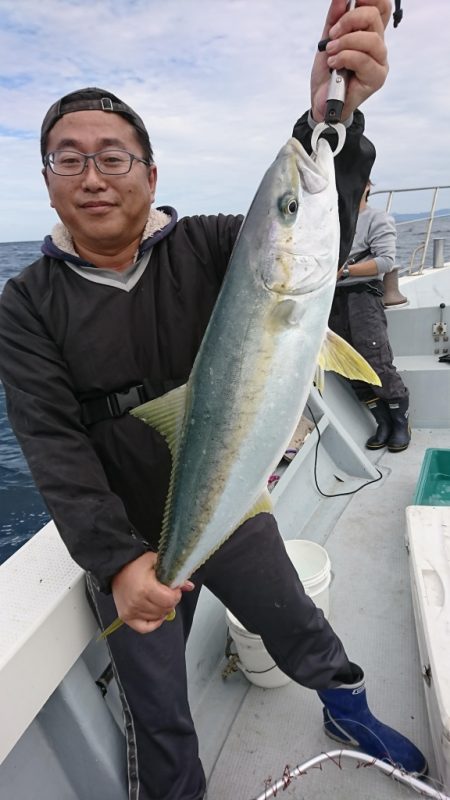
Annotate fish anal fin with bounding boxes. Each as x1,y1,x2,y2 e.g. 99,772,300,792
130,384,188,458
319,328,382,386
237,489,274,529
164,490,276,587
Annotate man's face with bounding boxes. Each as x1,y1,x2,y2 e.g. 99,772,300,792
43,110,157,254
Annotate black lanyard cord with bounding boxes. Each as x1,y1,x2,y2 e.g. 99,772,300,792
393,0,403,28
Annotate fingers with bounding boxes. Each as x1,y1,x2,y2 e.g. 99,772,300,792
111,550,183,627
326,30,386,62
326,5,388,71
125,615,170,635
311,1,390,121
347,0,392,31
329,3,387,40
326,31,388,77
326,24,389,117
322,0,392,36
320,0,349,38
111,553,197,635
119,585,181,625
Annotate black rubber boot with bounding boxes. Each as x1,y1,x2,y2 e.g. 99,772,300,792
365,398,392,449
387,397,411,452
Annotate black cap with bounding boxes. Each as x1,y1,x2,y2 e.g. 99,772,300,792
40,87,151,160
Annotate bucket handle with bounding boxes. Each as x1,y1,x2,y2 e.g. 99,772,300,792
222,630,281,679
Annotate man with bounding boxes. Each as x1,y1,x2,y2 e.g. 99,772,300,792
331,178,411,451
0,2,425,798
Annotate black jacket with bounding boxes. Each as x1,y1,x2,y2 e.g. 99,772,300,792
0,112,375,591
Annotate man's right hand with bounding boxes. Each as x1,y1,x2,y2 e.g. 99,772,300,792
111,551,195,634
310,0,391,123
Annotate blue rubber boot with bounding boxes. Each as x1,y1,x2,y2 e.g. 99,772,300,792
317,669,427,775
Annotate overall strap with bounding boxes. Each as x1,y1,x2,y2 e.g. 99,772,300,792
80,378,187,426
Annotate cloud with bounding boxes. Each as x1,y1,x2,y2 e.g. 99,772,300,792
0,0,449,240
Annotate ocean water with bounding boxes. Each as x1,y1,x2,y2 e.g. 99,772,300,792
0,241,51,563
395,214,450,271
1,215,450,564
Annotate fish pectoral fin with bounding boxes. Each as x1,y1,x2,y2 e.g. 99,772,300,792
271,298,301,327
318,329,382,386
130,384,188,457
313,365,325,394
237,489,274,529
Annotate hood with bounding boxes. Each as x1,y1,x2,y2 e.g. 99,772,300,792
41,205,178,268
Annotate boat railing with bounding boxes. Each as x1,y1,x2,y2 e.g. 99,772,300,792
372,185,450,274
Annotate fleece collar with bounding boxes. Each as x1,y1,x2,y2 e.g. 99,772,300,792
41,205,177,267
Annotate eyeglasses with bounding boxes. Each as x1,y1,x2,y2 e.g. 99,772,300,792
44,149,151,176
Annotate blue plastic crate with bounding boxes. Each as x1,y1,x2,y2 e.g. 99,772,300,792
413,448,450,505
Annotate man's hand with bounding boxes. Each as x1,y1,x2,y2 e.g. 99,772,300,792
311,0,391,122
111,551,195,634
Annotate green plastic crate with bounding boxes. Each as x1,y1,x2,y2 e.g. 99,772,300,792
413,448,450,505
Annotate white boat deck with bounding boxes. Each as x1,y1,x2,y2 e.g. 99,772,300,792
2,390,449,800
204,428,450,800
1,264,450,799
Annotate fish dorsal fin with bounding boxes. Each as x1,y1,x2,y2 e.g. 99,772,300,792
130,384,188,459
318,328,381,385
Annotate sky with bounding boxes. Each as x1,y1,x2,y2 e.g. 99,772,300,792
0,0,449,243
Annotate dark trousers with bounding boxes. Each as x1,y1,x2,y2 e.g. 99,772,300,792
329,285,409,403
87,513,352,800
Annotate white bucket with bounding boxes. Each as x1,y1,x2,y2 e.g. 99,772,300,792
225,539,331,689
225,608,291,688
284,539,332,619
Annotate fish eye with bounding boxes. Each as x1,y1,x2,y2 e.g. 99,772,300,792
279,194,299,216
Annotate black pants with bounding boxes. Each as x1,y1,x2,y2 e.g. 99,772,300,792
329,286,409,403
87,514,352,800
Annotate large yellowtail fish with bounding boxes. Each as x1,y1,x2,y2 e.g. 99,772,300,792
136,135,379,584
103,137,379,637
